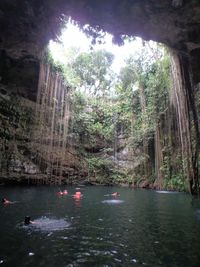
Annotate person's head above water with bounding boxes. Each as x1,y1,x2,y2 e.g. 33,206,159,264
24,216,31,225
73,191,82,199
2,198,11,204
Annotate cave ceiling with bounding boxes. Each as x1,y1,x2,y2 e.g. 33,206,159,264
0,0,200,85
0,0,200,57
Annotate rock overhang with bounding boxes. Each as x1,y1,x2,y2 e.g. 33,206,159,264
1,0,200,83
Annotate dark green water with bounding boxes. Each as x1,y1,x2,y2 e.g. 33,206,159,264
0,186,200,267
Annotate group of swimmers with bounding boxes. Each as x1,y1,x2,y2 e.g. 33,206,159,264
57,190,68,196
2,190,120,225
57,190,83,199
58,190,119,198
2,190,119,205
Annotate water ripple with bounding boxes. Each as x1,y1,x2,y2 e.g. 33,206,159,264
22,216,71,232
101,199,124,204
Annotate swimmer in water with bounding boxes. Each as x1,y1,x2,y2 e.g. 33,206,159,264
73,191,83,199
111,192,120,197
24,216,35,225
57,190,63,196
63,190,68,195
2,198,13,204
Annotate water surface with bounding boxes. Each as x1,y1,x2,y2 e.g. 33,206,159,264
0,186,200,267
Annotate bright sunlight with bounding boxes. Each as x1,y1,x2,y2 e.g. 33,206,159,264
49,19,155,74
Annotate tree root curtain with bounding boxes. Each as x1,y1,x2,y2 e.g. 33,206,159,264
33,63,71,185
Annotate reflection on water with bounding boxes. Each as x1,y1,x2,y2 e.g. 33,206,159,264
0,186,200,267
155,190,180,194
101,199,124,204
74,198,82,207
28,252,35,256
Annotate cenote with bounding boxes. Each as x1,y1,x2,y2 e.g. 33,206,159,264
1,1,200,267
1,186,200,267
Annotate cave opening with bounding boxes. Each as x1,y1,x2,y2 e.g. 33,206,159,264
31,18,174,189
1,2,200,266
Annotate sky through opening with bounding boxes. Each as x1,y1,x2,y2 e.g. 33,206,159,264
49,19,157,74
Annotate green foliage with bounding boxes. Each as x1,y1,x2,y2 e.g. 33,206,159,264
46,47,80,87
47,41,186,191
87,156,113,174
72,49,115,96
164,175,186,191
86,155,134,185
71,90,118,145
115,46,170,153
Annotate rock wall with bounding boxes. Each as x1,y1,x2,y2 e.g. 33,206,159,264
0,69,87,185
0,83,38,184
